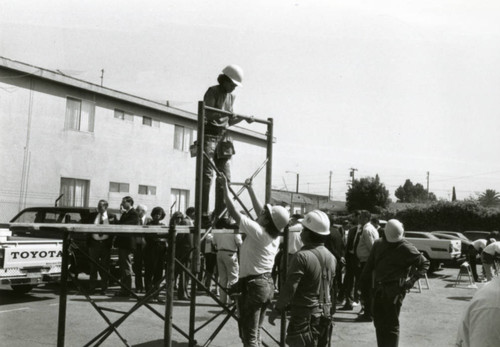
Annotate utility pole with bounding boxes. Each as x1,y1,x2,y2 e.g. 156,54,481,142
100,69,104,87
286,171,299,193
328,171,332,201
349,168,358,186
426,171,430,200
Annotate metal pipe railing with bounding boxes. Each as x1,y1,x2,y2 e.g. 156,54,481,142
204,105,270,125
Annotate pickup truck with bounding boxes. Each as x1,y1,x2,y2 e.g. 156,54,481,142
0,226,62,293
404,231,462,272
9,206,121,277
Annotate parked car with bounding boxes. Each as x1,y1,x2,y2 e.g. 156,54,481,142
404,231,462,272
432,232,471,261
463,231,491,241
9,206,121,277
431,231,470,242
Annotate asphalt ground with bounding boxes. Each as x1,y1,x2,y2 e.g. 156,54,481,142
0,266,484,347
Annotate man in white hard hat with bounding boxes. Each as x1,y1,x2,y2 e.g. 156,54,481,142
269,210,337,347
202,65,253,227
217,175,289,347
359,219,429,347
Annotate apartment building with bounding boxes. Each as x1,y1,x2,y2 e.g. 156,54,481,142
0,57,268,222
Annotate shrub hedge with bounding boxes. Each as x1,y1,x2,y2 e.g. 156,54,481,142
382,201,500,231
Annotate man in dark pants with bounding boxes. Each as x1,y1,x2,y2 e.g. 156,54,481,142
324,216,345,304
269,210,337,347
114,196,140,297
340,212,360,310
360,219,429,347
133,204,151,293
87,199,117,295
355,210,379,321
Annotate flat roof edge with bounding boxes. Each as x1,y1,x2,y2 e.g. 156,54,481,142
0,56,267,142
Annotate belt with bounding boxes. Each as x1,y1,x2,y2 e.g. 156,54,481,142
241,272,272,282
219,249,237,253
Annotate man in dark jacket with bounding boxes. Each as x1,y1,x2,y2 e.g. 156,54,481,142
114,196,140,296
360,219,429,347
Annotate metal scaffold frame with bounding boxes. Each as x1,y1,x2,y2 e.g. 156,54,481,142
8,101,291,347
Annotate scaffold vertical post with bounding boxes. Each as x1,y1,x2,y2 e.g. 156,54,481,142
280,226,289,346
57,230,70,347
189,100,205,346
265,117,273,204
165,224,177,347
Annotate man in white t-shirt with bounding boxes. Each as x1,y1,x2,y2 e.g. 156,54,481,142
457,276,500,346
481,241,500,281
218,175,289,347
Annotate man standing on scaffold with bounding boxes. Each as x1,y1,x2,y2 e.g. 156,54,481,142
202,64,253,228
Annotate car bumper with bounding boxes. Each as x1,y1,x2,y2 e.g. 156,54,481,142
0,274,61,286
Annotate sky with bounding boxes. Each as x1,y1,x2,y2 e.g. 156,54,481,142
1,0,499,201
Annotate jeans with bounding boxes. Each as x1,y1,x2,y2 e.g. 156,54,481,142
238,274,274,347
202,135,231,218
286,313,332,347
88,241,111,291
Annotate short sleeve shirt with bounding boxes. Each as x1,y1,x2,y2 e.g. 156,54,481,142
483,242,500,256
456,276,500,347
239,215,280,278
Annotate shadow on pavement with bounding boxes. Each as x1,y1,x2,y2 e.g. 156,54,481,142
334,317,364,323
134,340,191,347
447,296,473,302
0,290,53,305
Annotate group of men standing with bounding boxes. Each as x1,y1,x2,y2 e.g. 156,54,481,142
86,196,189,302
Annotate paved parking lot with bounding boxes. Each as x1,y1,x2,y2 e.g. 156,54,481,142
0,267,482,346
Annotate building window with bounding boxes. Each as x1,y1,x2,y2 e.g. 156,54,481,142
60,178,90,207
143,116,152,126
171,188,189,213
65,97,95,132
109,182,130,193
114,109,134,121
174,124,193,151
138,185,157,195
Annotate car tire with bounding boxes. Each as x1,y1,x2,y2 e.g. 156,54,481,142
11,284,35,294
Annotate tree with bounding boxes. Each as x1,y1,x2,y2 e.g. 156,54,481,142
394,179,436,203
346,174,390,213
478,189,500,207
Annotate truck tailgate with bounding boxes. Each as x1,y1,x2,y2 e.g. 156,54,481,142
2,242,62,268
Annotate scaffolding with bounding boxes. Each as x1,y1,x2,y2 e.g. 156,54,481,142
9,101,291,347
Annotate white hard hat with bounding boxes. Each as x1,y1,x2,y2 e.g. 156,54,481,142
222,65,244,86
473,239,487,251
265,204,289,232
302,210,330,235
385,219,404,243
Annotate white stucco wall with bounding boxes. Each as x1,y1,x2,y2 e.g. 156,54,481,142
0,67,269,222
